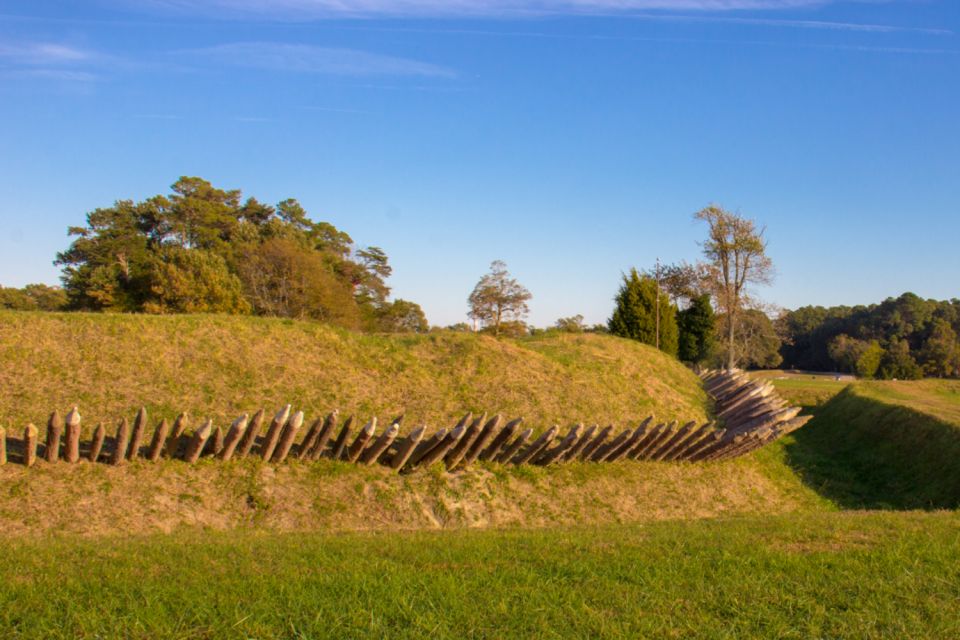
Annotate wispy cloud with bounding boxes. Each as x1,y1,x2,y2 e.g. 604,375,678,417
178,42,455,77
0,41,105,83
141,0,845,19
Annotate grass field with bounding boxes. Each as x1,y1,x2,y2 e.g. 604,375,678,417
3,511,958,639
3,314,960,638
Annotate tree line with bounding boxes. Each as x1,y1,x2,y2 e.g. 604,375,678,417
778,293,960,379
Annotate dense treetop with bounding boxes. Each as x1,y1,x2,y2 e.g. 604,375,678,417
52,176,425,332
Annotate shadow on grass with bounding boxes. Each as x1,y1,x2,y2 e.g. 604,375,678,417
784,386,960,510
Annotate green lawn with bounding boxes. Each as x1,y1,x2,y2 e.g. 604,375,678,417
3,511,959,639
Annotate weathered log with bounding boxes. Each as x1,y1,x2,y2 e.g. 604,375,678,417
296,416,325,460
329,416,354,460
64,407,82,463
635,422,678,460
183,419,213,464
406,427,448,468
44,410,63,463
218,414,249,461
625,423,663,460
260,405,292,461
535,424,582,466
146,419,170,462
361,422,400,465
590,427,632,462
660,422,710,461
461,414,502,467
728,406,802,436
110,418,130,466
389,425,426,471
607,419,654,463
444,413,481,469
415,424,466,469
479,417,522,462
307,411,339,461
24,424,38,467
165,413,189,459
650,421,697,461
272,411,305,463
676,429,724,462
126,407,148,460
496,428,533,463
688,431,734,462
236,409,265,459
345,418,377,463
700,434,748,462
560,424,593,462
0,427,6,466
577,425,612,461
206,425,224,457
512,426,559,465
88,423,106,462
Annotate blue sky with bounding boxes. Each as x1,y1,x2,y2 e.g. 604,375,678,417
1,0,957,327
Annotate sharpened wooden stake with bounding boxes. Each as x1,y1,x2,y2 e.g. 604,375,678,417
44,410,63,463
0,427,6,466
110,418,130,466
260,405,292,461
24,424,38,467
206,425,224,457
461,414,502,467
235,409,265,459
577,425,612,461
513,426,559,465
590,427,632,462
536,424,581,466
416,424,467,469
360,422,399,465
218,414,249,461
443,413,480,470
296,415,324,460
146,419,170,462
165,413,189,459
183,419,213,464
479,417,522,462
407,427,447,468
560,424,593,462
64,407,82,463
345,418,376,463
89,423,106,462
496,428,533,463
272,411,304,463
126,407,147,461
389,425,426,471
307,411,339,461
330,416,354,460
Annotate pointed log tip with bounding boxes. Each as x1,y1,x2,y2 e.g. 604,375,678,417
66,407,81,426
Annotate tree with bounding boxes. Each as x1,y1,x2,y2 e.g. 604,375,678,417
554,315,586,333
712,309,781,369
878,339,923,380
695,205,773,369
677,294,715,364
827,334,883,378
919,318,960,378
642,261,708,308
0,284,67,311
236,237,361,328
467,260,532,336
608,269,679,356
378,299,429,333
142,247,249,315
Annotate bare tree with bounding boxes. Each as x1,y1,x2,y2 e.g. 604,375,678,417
695,205,774,369
468,260,532,336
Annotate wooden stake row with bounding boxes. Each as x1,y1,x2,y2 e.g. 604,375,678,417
0,375,806,472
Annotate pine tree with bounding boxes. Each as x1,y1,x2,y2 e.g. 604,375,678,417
677,294,715,364
608,269,678,356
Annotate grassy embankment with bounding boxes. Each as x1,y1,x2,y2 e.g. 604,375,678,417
3,314,960,638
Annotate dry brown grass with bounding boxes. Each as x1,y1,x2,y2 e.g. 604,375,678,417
0,455,825,537
0,311,708,433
